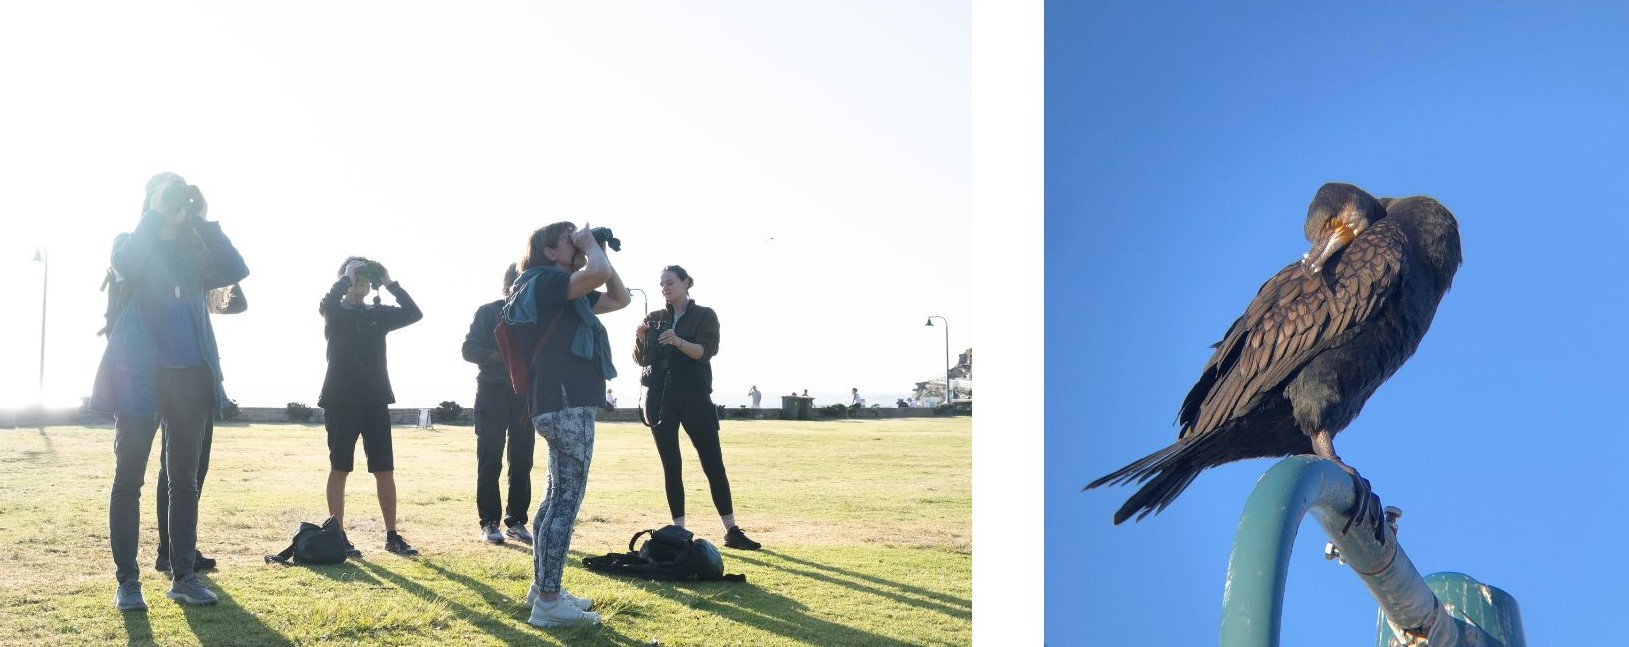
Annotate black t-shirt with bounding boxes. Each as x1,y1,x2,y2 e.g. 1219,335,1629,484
319,278,423,406
526,266,605,415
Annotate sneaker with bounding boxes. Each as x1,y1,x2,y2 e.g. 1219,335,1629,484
526,584,593,611
528,598,602,628
481,522,505,545
161,550,218,573
505,522,534,544
724,526,761,550
344,541,363,559
385,531,420,557
114,581,147,611
166,574,219,606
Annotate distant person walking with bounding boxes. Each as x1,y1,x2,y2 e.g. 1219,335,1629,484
634,265,762,552
747,385,761,409
319,256,423,558
850,387,863,417
462,265,535,546
511,221,629,628
92,172,248,610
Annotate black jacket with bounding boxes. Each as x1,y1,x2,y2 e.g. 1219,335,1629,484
318,277,422,406
462,299,510,385
633,300,718,394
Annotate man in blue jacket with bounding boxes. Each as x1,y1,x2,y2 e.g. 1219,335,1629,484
91,172,248,611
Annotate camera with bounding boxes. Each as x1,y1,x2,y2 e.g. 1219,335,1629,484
644,316,668,349
591,226,622,252
156,182,205,220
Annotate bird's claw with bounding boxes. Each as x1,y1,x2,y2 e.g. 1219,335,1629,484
1338,471,1387,545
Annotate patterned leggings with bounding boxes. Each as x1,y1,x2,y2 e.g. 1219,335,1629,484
531,406,596,594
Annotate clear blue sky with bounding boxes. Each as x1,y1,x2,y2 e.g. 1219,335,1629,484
1048,3,1629,644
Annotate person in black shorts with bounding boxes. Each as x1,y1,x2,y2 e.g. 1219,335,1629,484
633,265,760,551
318,256,423,556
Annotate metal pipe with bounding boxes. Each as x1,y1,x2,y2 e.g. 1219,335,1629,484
1218,456,1458,646
926,316,949,404
32,246,47,434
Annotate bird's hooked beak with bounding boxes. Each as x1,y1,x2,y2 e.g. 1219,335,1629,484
1301,225,1354,276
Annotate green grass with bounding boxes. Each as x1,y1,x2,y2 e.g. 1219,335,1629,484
0,417,969,646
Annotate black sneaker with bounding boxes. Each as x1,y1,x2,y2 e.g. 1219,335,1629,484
344,541,363,559
155,550,214,572
385,531,419,557
724,526,761,550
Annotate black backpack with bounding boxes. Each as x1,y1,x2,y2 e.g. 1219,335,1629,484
264,517,351,565
583,525,745,583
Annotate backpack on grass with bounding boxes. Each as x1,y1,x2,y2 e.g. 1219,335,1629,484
264,517,350,565
582,525,745,583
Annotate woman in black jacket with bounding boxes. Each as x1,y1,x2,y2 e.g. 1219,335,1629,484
633,265,760,550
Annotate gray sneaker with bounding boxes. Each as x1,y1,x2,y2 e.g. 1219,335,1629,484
481,522,505,544
114,581,147,611
505,522,534,544
166,574,219,605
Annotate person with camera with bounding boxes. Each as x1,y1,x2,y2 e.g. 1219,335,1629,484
319,256,424,558
92,172,248,610
462,265,535,546
633,265,762,553
511,222,629,628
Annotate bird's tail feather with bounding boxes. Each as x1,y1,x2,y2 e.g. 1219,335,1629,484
1084,439,1208,525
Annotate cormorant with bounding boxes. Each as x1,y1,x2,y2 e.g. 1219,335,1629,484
1085,183,1461,541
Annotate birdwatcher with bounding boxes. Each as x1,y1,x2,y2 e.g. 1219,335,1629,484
92,172,248,611
319,256,424,558
462,265,536,546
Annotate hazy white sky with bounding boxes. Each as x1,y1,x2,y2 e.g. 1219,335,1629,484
0,2,971,409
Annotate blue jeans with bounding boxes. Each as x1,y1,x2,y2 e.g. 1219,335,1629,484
531,406,595,594
110,366,211,583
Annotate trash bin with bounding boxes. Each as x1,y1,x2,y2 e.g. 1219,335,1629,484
781,396,800,420
796,396,813,421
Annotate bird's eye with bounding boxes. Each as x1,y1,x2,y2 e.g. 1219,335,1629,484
1327,217,1340,231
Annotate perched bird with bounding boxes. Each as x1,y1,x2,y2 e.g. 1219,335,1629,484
1085,183,1461,541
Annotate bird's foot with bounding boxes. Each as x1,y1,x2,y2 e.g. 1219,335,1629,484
1335,465,1387,545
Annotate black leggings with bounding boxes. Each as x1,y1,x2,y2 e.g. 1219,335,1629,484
647,390,732,520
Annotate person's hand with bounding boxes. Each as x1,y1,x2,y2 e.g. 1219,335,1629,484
377,266,393,286
658,329,680,347
570,224,597,251
636,320,649,340
343,260,367,281
187,185,208,221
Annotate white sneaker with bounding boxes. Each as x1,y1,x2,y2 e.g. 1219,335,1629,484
528,598,601,627
527,584,593,611
480,523,505,544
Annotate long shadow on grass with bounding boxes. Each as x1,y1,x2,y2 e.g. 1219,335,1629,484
296,560,384,586
744,549,970,616
120,607,153,646
175,577,296,647
353,558,645,646
567,549,917,646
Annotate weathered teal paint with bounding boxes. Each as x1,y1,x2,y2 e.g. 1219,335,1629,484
1220,456,1441,646
1375,572,1524,647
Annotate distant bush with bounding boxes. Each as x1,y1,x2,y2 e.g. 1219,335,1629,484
286,402,315,422
432,400,464,424
222,399,241,421
933,402,972,417
818,403,850,418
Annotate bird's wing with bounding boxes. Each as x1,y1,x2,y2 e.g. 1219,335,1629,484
1177,221,1409,441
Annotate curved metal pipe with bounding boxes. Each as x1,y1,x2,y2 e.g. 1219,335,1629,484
1218,456,1452,646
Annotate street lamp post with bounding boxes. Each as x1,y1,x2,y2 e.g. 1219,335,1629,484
628,287,649,316
925,316,950,405
31,246,47,434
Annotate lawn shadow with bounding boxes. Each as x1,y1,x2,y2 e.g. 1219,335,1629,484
120,607,153,646
175,577,296,647
353,558,645,646
418,558,524,612
566,549,919,646
290,559,384,586
746,549,970,616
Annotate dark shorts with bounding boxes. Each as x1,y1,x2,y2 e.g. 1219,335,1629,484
325,404,394,472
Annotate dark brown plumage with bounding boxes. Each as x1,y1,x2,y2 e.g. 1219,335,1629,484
1085,183,1461,536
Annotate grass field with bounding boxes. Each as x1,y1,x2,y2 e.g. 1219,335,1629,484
0,417,970,646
